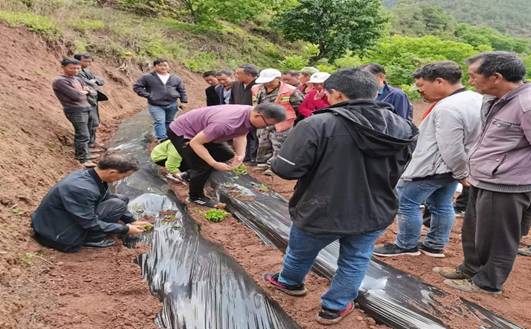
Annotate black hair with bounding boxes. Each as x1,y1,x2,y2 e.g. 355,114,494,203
412,61,462,84
202,71,218,78
466,51,526,82
153,58,169,66
359,63,386,75
283,70,300,76
215,69,233,77
254,103,286,122
61,58,80,66
97,153,139,173
237,64,259,77
324,68,378,100
73,53,92,61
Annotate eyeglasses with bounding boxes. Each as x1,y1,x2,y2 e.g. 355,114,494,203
259,114,275,128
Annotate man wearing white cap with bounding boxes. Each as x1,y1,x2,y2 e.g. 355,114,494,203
298,72,331,119
252,68,304,172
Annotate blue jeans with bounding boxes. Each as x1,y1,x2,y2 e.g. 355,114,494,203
279,226,383,310
395,177,458,250
148,102,178,140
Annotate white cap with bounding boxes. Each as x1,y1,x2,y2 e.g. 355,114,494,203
308,72,330,84
255,68,282,84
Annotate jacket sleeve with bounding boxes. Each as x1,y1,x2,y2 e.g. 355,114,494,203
176,78,188,103
271,120,319,180
133,75,150,98
390,92,412,120
53,79,87,102
58,185,128,234
298,92,313,118
434,107,469,179
523,107,531,144
289,89,304,114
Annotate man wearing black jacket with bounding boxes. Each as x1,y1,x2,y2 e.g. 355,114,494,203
133,59,188,142
230,64,259,163
203,71,219,106
264,69,418,325
31,154,147,252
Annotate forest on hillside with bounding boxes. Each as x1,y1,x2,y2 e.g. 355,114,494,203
1,0,530,99
384,0,531,38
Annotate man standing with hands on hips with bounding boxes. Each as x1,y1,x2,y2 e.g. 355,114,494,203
167,103,286,208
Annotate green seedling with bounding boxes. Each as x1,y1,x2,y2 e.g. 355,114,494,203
204,209,229,223
258,184,269,192
232,164,248,176
143,223,154,232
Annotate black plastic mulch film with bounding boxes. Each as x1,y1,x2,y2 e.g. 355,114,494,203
109,111,300,329
111,111,522,329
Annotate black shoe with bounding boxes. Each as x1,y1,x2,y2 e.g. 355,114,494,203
316,303,354,325
263,273,307,296
84,239,115,248
373,243,420,257
418,242,445,258
188,196,224,208
244,160,258,167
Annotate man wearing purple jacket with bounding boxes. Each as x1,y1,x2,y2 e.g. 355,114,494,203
435,52,531,295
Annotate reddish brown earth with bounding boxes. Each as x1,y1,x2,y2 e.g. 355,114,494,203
0,24,206,329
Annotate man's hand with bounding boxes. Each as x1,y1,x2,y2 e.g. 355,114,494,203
133,220,151,226
211,161,233,172
459,177,471,187
81,90,89,95
229,155,244,168
126,223,145,235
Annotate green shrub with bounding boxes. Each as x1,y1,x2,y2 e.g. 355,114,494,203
183,52,219,72
0,10,60,39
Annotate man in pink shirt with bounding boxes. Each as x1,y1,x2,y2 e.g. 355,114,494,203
168,104,286,207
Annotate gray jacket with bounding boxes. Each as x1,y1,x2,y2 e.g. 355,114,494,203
468,83,531,192
401,90,482,180
78,68,104,106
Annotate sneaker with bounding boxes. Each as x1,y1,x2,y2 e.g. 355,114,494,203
263,273,307,296
433,267,471,280
373,243,420,257
89,142,106,149
84,239,115,248
315,303,354,325
188,196,225,209
263,169,274,176
443,278,501,295
518,246,531,256
81,160,97,168
418,243,445,258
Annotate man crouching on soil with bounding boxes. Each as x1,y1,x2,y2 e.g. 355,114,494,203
167,103,286,208
31,154,148,252
264,68,418,325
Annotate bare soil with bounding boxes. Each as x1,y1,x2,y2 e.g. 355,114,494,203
0,24,206,329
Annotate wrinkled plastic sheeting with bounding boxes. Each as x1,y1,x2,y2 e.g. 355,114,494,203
209,172,523,329
108,111,300,329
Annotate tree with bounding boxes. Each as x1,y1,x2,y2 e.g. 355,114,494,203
276,0,388,62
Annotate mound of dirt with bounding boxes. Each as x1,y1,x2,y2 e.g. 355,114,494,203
0,23,208,329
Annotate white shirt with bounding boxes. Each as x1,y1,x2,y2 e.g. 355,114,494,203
157,73,170,85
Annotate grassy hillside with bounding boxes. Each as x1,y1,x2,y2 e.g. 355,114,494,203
0,0,303,73
384,0,531,38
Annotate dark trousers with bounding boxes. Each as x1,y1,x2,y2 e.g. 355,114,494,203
459,186,531,291
64,109,91,162
454,186,469,211
244,127,258,162
34,195,131,252
88,105,100,146
168,129,233,198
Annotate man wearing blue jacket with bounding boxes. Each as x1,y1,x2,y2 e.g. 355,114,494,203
31,154,147,252
360,63,413,120
263,68,418,325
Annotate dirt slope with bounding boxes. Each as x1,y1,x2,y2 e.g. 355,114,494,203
0,24,205,329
